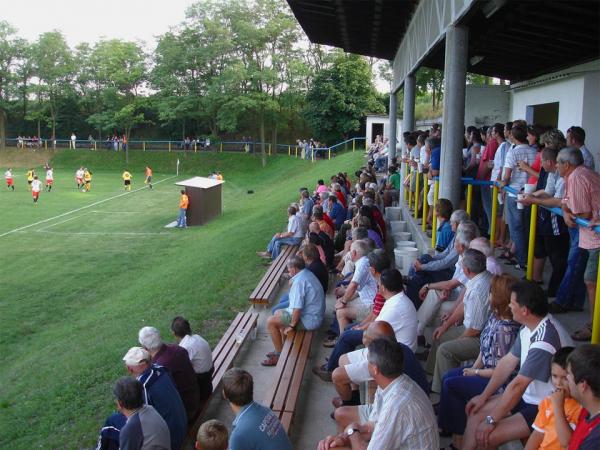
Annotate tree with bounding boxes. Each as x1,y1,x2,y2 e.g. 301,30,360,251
416,67,444,110
304,52,384,144
0,21,26,148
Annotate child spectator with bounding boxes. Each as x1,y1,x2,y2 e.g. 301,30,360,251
196,419,228,450
434,198,454,252
525,346,580,450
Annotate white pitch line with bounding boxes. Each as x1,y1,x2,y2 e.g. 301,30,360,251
35,230,174,237
36,214,83,232
0,175,178,238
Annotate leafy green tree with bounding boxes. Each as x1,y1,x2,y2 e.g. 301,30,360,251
0,21,26,148
416,67,444,110
304,52,384,144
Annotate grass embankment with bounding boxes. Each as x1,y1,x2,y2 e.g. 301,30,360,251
0,150,364,449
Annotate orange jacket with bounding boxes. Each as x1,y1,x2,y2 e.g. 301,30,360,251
179,194,189,209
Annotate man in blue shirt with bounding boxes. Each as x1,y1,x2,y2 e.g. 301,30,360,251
262,256,325,366
327,195,346,230
434,198,455,253
223,368,292,450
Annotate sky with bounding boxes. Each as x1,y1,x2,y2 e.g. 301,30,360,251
1,0,196,49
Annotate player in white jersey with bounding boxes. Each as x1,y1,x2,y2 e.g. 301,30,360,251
75,167,84,189
45,168,54,191
31,176,42,204
5,168,14,191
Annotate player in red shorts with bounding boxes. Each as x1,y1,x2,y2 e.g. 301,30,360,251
31,176,42,204
5,168,14,191
45,167,54,191
75,167,84,190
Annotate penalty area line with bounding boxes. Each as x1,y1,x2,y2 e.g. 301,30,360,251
0,175,178,238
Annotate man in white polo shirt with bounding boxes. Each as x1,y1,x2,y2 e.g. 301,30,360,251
257,205,304,260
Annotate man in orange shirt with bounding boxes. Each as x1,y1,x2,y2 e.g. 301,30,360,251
177,190,188,228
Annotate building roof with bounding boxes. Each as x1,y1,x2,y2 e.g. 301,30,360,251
175,177,224,189
287,0,600,82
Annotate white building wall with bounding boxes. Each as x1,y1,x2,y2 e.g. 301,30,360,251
365,115,403,145
582,72,600,165
465,85,509,126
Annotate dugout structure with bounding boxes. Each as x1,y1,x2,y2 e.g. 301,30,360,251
175,177,224,226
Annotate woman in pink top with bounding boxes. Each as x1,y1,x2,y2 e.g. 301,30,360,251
315,179,328,195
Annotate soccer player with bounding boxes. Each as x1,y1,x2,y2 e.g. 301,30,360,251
45,167,54,191
31,176,42,204
83,168,92,192
26,168,34,190
5,168,14,191
75,167,84,189
144,166,153,189
122,169,132,191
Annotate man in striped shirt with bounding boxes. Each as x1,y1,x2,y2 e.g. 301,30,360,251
559,147,600,341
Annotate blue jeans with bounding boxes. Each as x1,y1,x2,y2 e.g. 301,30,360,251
375,156,388,171
481,185,492,234
176,208,187,227
405,254,454,308
267,236,302,259
505,196,528,266
554,227,589,309
326,325,364,372
272,293,290,313
438,368,491,434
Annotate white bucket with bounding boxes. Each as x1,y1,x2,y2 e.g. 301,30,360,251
390,220,407,234
386,207,402,221
395,240,416,248
394,231,412,241
393,248,407,270
401,248,420,273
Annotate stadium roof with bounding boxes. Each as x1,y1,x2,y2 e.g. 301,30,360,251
286,0,600,82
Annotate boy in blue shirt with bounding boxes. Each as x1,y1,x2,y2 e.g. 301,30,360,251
434,198,454,253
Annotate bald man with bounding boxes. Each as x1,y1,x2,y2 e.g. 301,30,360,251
332,321,428,431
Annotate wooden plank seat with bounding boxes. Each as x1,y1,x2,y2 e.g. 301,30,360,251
263,329,314,434
249,245,298,306
184,311,259,445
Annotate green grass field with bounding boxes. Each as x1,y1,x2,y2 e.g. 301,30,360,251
0,149,364,449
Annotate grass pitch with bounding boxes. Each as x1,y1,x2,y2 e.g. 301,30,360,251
0,149,364,449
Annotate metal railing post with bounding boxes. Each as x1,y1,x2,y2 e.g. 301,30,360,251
168,141,172,152
414,171,420,219
490,185,499,248
268,144,272,155
143,141,146,152
466,184,473,217
422,175,428,231
295,147,298,158
592,255,600,344
526,204,538,281
328,148,331,160
353,139,356,152
288,145,291,156
220,142,223,152
431,180,440,248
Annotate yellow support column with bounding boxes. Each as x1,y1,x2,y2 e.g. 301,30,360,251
466,184,473,217
592,253,600,344
526,204,538,281
408,182,413,207
268,144,272,155
143,141,146,152
414,171,420,219
490,185,499,248
422,175,428,231
328,149,331,160
295,147,298,158
352,139,356,152
431,180,440,248
94,142,97,151
288,145,291,156
45,140,48,150
194,142,197,152
168,141,172,152
220,142,223,152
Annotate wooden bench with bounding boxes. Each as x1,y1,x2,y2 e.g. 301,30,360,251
249,245,298,306
184,311,259,445
263,329,314,434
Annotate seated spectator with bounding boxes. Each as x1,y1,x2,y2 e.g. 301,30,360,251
313,207,335,240
525,346,580,450
262,256,325,366
428,249,492,390
566,344,600,449
415,221,479,345
332,182,348,209
382,165,401,207
328,195,346,230
438,274,520,449
196,419,228,450
334,240,378,332
257,206,304,260
361,195,386,242
222,368,292,449
335,226,369,277
114,377,170,450
313,250,390,380
462,281,573,450
138,326,201,423
315,179,329,197
469,236,503,275
308,221,335,269
317,338,438,450
96,347,187,450
434,198,454,253
299,189,314,224
171,316,213,404
404,210,470,305
306,232,327,266
356,216,383,249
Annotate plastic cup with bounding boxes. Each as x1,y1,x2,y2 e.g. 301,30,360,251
517,193,525,209
524,183,536,194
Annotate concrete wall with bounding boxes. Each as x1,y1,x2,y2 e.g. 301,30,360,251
465,85,509,127
582,72,600,165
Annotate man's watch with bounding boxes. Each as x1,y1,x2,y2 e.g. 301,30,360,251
485,415,496,426
346,427,360,436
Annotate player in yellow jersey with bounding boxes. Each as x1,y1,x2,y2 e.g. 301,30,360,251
26,168,35,190
122,169,132,191
144,166,153,189
83,168,92,192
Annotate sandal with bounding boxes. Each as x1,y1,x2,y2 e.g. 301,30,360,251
261,353,280,366
571,324,592,342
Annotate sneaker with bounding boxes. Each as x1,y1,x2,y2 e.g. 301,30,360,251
322,337,337,348
514,264,527,271
312,364,332,382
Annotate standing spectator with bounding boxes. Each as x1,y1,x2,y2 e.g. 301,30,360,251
559,147,600,341
500,124,537,270
478,123,501,233
567,126,595,171
71,132,77,149
176,190,188,228
382,166,400,207
171,316,213,404
138,326,201,423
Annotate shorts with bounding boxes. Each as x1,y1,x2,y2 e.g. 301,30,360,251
32,191,39,198
511,399,538,430
146,176,152,183
46,179,53,185
358,403,372,424
278,310,305,330
427,183,434,206
124,180,131,185
28,180,32,185
345,348,371,384
76,178,83,183
355,302,372,322
584,247,599,282
6,179,13,185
